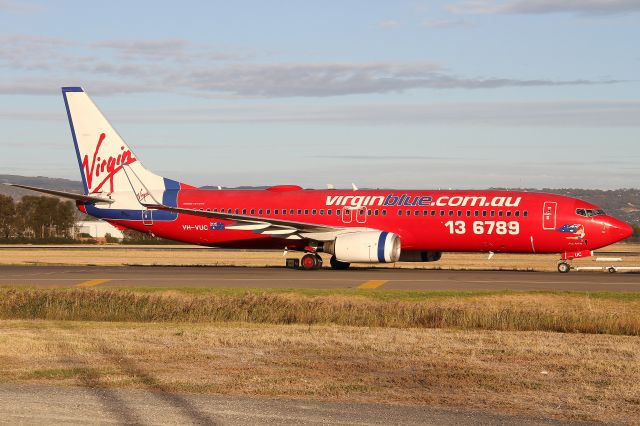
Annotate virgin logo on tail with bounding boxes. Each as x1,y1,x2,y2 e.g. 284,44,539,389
82,133,136,193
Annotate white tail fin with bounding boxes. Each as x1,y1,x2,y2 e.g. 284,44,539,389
62,87,188,218
62,87,168,196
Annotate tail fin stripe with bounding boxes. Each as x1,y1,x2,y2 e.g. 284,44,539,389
62,87,88,193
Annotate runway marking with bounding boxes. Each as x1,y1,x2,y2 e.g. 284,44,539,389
75,279,111,288
358,280,388,289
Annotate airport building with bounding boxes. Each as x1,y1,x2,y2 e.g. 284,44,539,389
74,220,124,241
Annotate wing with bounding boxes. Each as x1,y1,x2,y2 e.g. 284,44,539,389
143,201,355,240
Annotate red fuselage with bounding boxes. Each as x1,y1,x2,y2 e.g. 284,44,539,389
104,187,632,255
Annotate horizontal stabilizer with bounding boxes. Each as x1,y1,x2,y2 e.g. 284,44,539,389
9,184,115,204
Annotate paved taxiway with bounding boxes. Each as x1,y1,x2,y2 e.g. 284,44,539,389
1,265,639,291
0,384,579,425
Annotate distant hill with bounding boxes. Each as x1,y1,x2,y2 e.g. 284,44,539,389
1,175,638,225
0,175,84,199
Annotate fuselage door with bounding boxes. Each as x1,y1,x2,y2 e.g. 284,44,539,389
542,202,557,230
142,209,153,226
356,207,367,224
341,207,353,224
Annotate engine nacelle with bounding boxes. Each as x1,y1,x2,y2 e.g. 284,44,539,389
398,250,442,262
322,231,401,263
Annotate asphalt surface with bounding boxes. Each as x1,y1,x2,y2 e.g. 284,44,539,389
0,384,585,425
1,265,639,291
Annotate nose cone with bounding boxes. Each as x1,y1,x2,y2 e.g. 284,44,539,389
606,217,633,243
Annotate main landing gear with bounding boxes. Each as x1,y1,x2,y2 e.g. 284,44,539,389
293,253,351,270
300,253,323,270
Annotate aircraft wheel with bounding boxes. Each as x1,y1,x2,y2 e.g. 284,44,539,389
608,267,617,274
330,256,350,270
301,253,319,270
557,262,571,273
314,254,323,270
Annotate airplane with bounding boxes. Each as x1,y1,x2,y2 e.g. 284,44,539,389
11,87,633,273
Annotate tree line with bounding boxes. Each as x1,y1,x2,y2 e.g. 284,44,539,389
0,194,76,242
0,194,174,244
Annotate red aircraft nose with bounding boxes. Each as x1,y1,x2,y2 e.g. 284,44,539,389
605,217,633,243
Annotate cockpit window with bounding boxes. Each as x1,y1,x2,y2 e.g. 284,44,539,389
576,208,605,217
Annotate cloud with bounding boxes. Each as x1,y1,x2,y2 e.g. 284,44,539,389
378,20,401,29
91,39,244,62
0,34,626,98
422,19,473,28
6,99,635,127
0,0,43,14
448,0,640,16
171,63,619,97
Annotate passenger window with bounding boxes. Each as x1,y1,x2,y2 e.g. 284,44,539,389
258,209,263,215
242,209,247,215
304,209,309,215
266,209,271,215
290,209,294,215
506,211,511,217
414,210,420,216
398,210,403,216
457,210,462,216
327,209,332,215
449,211,454,217
374,210,379,216
440,210,445,216
320,209,324,215
466,211,471,217
498,211,503,217
431,210,436,217
490,211,495,217
336,209,341,215
482,211,487,217
235,209,239,214
274,209,279,215
206,208,211,212
515,211,520,217
227,209,232,214
367,209,372,216
312,209,316,215
524,211,528,217
382,210,387,216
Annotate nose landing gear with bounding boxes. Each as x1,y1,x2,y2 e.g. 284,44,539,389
557,262,571,273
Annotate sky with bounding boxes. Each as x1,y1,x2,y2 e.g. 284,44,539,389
0,0,639,189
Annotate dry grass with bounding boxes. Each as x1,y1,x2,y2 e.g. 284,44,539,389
0,320,638,424
0,243,636,271
1,288,639,335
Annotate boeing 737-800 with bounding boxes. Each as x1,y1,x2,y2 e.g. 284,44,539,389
11,87,633,272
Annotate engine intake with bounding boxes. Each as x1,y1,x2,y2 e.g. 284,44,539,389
322,231,401,263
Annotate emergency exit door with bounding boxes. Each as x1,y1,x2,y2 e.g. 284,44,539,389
542,202,557,230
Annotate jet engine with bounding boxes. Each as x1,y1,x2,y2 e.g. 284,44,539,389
321,231,401,263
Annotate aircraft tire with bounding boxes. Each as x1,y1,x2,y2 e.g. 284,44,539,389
330,256,350,270
301,253,319,270
557,262,571,273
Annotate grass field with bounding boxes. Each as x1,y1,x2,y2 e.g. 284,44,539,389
0,320,638,424
1,245,639,423
0,242,638,271
1,288,639,335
